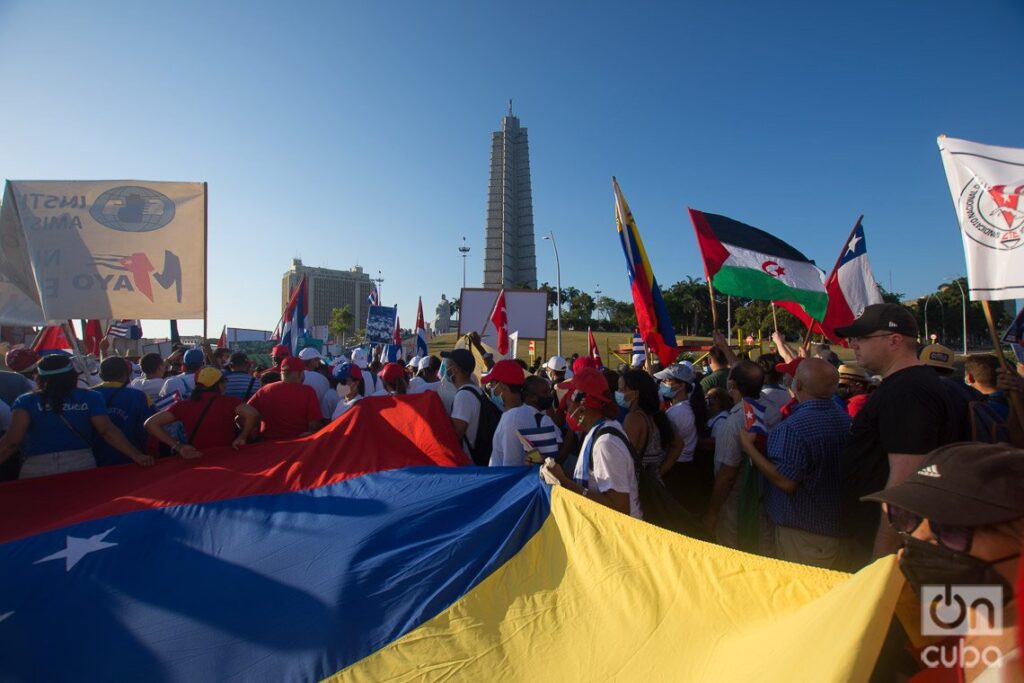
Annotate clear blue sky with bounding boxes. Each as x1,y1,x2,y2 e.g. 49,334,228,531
1,0,1022,337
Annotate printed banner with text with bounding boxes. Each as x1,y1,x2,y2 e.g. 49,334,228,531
0,180,206,320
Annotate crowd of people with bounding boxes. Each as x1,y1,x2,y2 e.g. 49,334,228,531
0,302,1022,677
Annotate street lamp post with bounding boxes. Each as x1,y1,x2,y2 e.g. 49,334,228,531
594,284,602,323
458,237,470,291
375,271,384,305
543,231,562,357
923,294,945,342
941,279,968,355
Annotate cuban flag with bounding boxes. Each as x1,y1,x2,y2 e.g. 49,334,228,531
108,320,143,340
415,298,429,357
630,329,645,367
279,276,308,355
742,397,769,436
381,311,402,363
775,218,883,346
368,284,380,307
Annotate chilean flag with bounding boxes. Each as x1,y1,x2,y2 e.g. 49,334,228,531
415,298,429,357
489,290,509,355
775,218,883,346
280,276,308,355
588,327,602,366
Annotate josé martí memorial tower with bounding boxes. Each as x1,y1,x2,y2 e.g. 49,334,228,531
483,102,538,290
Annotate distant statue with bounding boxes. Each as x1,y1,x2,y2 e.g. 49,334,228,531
433,294,452,334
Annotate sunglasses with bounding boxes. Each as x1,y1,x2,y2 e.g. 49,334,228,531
886,505,974,554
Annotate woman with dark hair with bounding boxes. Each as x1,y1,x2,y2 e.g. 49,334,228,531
0,354,154,478
146,367,259,454
617,369,679,479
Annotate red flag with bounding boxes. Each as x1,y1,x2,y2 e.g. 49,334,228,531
82,320,103,355
218,325,228,349
393,313,402,346
489,290,509,355
588,327,603,366
32,326,73,353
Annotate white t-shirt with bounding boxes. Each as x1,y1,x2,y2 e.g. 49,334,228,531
665,400,697,464
573,420,641,519
408,377,440,395
489,404,562,467
130,376,165,402
331,394,362,421
760,384,790,417
450,385,483,461
160,373,196,400
302,370,332,418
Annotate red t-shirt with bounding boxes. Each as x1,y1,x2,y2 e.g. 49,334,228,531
247,381,321,441
168,393,242,449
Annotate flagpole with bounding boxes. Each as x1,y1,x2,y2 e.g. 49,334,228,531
981,300,1024,435
202,182,208,341
771,303,779,332
706,278,719,330
802,214,863,354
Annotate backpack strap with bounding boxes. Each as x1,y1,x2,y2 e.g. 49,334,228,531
456,385,485,451
187,395,219,444
244,376,257,401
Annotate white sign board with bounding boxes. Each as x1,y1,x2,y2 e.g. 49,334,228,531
0,180,206,320
458,289,548,349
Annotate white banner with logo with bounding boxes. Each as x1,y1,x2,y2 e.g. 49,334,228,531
0,180,206,320
938,136,1024,300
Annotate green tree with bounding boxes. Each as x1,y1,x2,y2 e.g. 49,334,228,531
328,305,354,347
565,292,596,329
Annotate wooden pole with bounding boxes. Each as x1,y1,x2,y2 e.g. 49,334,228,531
706,278,719,329
203,181,209,341
981,300,1024,435
771,302,779,332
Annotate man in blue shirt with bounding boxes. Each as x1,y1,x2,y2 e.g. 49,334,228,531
223,352,259,401
93,357,154,466
739,358,851,569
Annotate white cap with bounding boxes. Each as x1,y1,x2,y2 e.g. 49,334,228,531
409,356,421,368
631,353,645,368
418,356,432,370
351,348,369,369
298,347,321,361
545,355,567,372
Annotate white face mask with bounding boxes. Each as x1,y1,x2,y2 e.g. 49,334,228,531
336,383,351,399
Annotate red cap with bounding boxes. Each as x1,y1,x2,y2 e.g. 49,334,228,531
566,367,611,408
272,344,291,360
481,359,526,386
379,363,405,384
572,356,601,374
774,357,805,377
281,356,305,372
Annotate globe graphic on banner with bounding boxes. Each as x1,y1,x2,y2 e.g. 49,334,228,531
89,185,176,232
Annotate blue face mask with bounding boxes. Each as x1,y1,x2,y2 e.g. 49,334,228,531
614,390,629,408
490,387,505,411
659,383,676,399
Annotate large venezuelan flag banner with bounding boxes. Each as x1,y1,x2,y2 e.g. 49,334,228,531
0,393,903,682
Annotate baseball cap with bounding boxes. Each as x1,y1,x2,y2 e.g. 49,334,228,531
417,356,433,371
573,356,601,374
332,362,362,383
183,348,205,369
409,356,421,369
919,344,954,372
862,443,1024,526
565,367,612,407
271,344,291,360
834,303,919,338
379,363,405,384
281,356,305,372
351,348,369,369
545,355,567,372
297,347,321,361
631,354,645,368
774,357,805,377
195,366,224,388
440,348,475,374
5,347,39,373
654,363,695,384
481,359,526,386
229,351,249,366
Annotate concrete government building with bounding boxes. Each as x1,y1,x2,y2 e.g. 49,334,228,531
281,259,373,329
483,102,537,290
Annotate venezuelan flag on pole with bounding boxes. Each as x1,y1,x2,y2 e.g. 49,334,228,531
0,393,904,681
613,177,678,366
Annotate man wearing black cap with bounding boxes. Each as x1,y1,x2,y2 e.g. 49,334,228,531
222,352,258,401
863,443,1022,679
835,303,957,567
442,348,484,462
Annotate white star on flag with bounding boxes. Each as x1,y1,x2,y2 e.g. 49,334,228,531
846,234,862,255
34,528,118,571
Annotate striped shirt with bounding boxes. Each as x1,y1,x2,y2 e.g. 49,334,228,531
762,399,851,537
223,371,258,401
489,404,562,467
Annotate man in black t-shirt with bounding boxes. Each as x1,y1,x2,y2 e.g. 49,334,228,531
835,304,957,568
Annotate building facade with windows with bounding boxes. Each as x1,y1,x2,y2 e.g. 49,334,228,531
281,259,373,330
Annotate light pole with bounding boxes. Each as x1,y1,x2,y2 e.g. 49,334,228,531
941,278,968,355
594,284,602,323
923,294,944,342
543,231,562,357
458,237,471,290
374,270,384,305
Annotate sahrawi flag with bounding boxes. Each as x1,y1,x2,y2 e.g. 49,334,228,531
415,297,429,357
938,136,1024,300
774,218,883,345
689,209,828,321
